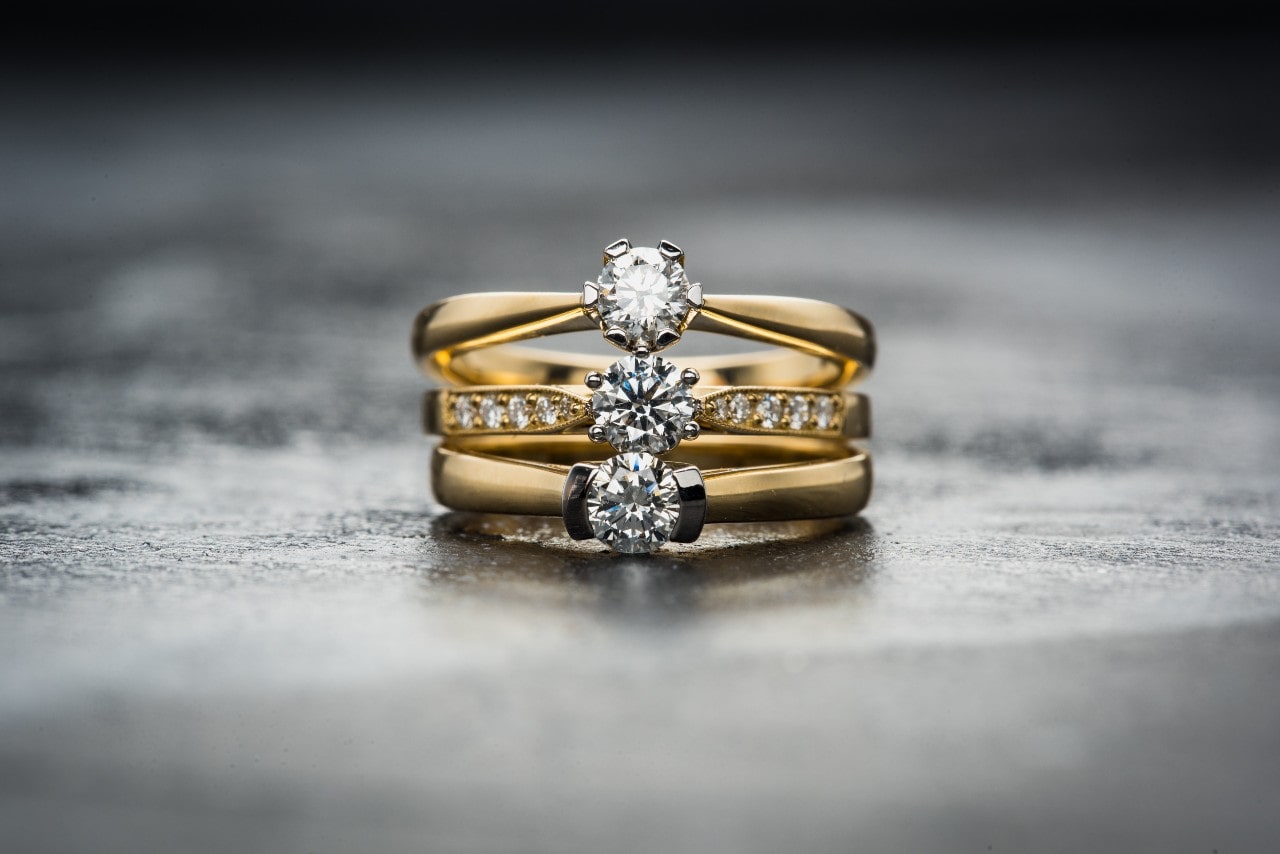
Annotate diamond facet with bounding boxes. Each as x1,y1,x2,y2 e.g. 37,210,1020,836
714,395,732,422
757,393,783,429
595,246,694,351
591,354,698,453
787,395,811,430
815,395,837,430
729,392,751,423
453,395,476,429
507,396,530,429
586,452,682,554
479,396,503,429
534,395,558,426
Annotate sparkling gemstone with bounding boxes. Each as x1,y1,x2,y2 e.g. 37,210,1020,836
479,396,504,429
757,393,783,429
586,452,682,554
728,392,751,423
453,395,477,429
815,395,837,430
534,395,559,426
714,395,732,422
787,395,811,430
591,354,697,453
507,396,530,429
596,246,692,350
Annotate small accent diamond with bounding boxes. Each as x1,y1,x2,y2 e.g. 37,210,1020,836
479,396,504,429
453,395,476,429
534,395,558,426
714,395,732,422
815,395,837,430
729,392,751,423
787,395,811,430
756,393,783,429
507,396,530,429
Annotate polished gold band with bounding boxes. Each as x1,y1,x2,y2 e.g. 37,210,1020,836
412,293,876,387
421,386,871,439
431,436,872,523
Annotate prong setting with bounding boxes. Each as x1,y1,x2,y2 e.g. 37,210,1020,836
604,327,630,350
681,422,701,441
592,240,700,353
602,238,631,262
584,371,604,389
669,465,707,543
561,463,598,541
655,329,681,350
680,367,700,386
587,424,608,443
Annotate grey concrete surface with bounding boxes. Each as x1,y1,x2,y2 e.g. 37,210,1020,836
2,48,1279,852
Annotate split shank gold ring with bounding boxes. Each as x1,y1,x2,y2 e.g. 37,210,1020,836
412,238,876,554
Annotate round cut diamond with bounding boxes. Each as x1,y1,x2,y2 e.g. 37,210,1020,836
479,396,504,429
586,452,682,554
453,395,476,429
714,395,732,422
534,395,558,426
728,393,751,423
815,395,837,430
596,246,692,350
787,395,811,430
757,393,783,429
507,396,530,429
591,354,697,453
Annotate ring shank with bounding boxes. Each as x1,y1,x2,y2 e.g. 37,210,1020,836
413,293,875,387
431,438,873,523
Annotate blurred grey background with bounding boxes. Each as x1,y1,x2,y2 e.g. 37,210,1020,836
2,13,1279,853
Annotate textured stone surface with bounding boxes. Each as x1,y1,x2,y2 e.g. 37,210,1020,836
2,48,1279,852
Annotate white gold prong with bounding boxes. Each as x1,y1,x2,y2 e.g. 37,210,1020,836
604,327,630,349
681,422,701,441
655,329,681,350
680,367,700,387
687,283,704,307
603,238,631,261
584,371,604,389
658,239,685,263
587,424,607,443
632,346,650,357
582,282,599,310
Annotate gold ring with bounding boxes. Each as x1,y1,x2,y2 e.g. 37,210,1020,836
412,238,875,388
422,386,871,440
413,239,876,553
432,437,872,554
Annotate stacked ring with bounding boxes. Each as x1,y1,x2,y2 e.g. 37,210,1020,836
412,238,875,553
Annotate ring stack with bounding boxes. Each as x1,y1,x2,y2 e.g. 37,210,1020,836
412,239,875,553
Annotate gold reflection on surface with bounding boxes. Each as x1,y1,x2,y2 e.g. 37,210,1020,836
424,513,877,617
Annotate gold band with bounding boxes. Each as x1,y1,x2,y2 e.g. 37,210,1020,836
431,436,872,523
412,293,876,387
422,386,871,439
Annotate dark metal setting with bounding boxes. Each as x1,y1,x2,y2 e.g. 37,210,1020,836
669,465,708,543
561,463,597,540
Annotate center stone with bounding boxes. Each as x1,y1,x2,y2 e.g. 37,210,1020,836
586,452,682,554
596,246,691,349
591,354,698,453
